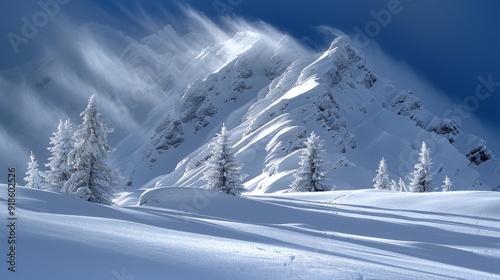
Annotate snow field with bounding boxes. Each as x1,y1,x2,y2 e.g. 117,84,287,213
1,185,499,279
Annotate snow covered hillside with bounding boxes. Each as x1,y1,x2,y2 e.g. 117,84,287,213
1,184,499,279
146,35,499,193
1,13,499,193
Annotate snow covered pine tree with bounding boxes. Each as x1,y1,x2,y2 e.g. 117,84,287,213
373,157,391,190
442,175,453,192
24,151,44,189
203,124,246,195
44,119,74,191
63,94,120,205
398,177,407,192
390,179,398,191
409,142,433,192
290,132,329,192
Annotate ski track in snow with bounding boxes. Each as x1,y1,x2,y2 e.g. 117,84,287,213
1,185,499,279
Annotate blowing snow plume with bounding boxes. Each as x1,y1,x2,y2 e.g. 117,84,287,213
0,7,310,186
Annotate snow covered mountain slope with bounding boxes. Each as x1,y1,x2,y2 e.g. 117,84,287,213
1,185,499,279
148,36,499,192
0,15,498,192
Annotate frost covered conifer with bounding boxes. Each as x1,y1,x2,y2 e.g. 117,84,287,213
398,177,406,192
409,142,433,192
63,94,120,205
442,176,453,192
44,119,74,191
373,157,391,190
24,151,44,189
390,179,398,191
290,132,329,192
203,124,246,195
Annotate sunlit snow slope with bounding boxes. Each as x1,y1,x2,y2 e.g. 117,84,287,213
0,13,498,192
1,185,499,279
149,35,499,193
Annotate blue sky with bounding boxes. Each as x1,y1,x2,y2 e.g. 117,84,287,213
1,0,499,129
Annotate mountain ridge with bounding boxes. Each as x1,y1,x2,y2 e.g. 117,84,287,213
0,20,498,193
139,34,498,192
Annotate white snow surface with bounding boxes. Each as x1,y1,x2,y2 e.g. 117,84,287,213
1,184,499,279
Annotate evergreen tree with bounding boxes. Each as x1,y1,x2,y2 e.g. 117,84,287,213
44,119,74,191
408,142,433,192
63,94,120,205
442,176,453,192
24,151,44,189
203,124,246,195
398,177,406,192
390,179,398,191
290,132,329,192
373,157,391,190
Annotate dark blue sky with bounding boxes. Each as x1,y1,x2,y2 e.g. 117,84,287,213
1,0,499,129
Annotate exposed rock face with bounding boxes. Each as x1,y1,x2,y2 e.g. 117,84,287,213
466,142,493,165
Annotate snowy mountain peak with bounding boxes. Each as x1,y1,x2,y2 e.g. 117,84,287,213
1,21,497,193
137,33,498,193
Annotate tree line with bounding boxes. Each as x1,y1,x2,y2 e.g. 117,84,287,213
24,96,454,205
202,126,454,195
373,142,453,192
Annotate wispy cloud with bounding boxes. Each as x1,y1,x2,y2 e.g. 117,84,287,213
0,7,312,174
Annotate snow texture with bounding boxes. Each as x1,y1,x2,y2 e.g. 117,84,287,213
1,185,499,280
44,119,74,191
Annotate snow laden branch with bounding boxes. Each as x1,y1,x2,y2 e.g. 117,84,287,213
44,119,74,192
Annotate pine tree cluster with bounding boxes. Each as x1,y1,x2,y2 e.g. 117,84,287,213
23,94,120,205
372,142,453,193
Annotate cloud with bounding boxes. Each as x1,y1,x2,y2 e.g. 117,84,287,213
0,7,313,174
315,25,347,41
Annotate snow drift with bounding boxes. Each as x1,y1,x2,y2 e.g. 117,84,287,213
1,185,499,279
